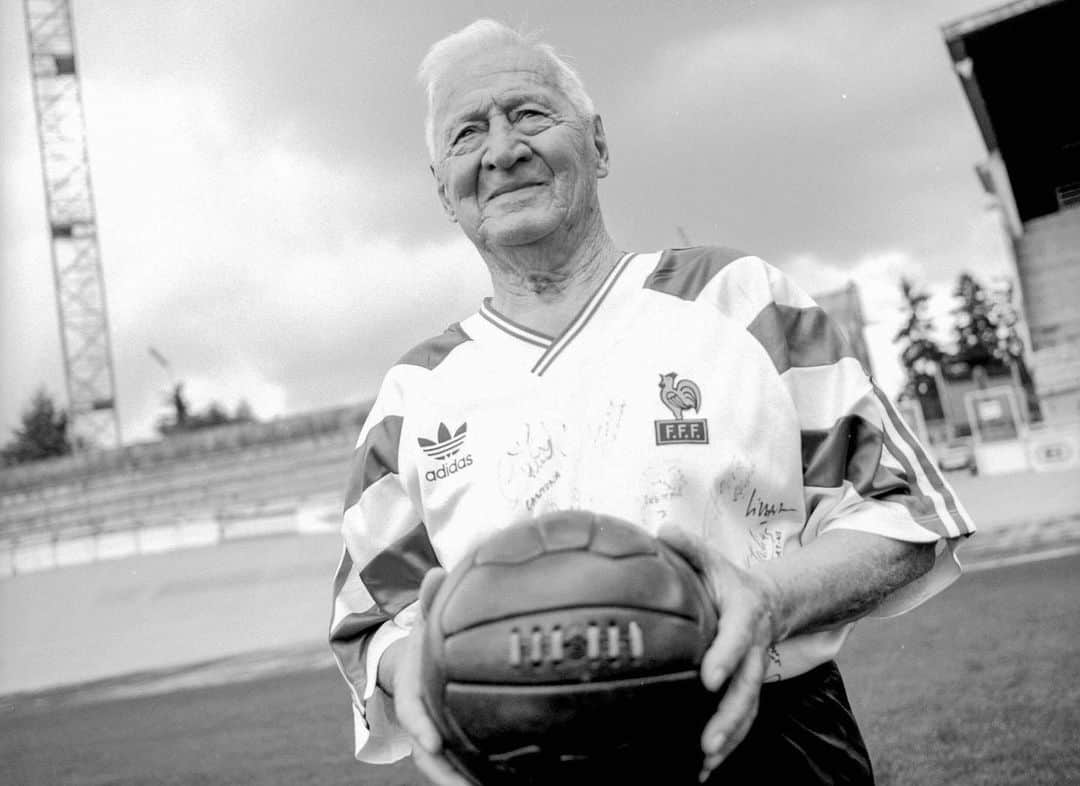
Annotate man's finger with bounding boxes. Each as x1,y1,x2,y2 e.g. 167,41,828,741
394,629,441,753
419,567,448,618
699,593,758,691
717,702,759,762
396,688,440,753
703,694,759,765
412,742,472,786
701,644,766,757
700,700,758,781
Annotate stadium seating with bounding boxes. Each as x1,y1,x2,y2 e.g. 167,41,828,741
0,404,370,575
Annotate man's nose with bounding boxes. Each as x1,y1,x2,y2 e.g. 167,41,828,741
482,120,531,170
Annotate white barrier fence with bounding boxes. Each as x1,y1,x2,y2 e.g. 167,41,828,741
972,422,1080,476
0,502,341,579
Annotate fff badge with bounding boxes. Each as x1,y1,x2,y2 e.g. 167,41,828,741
654,372,709,445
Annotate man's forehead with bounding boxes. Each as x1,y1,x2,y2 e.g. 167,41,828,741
448,44,557,83
432,45,563,118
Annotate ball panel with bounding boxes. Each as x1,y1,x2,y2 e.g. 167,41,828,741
442,673,710,785
438,551,709,636
531,511,597,552
473,522,546,565
444,670,709,750
589,517,660,558
442,607,709,683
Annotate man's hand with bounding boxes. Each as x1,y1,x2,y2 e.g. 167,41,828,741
657,525,784,782
382,568,471,786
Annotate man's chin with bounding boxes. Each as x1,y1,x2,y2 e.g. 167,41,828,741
479,215,561,248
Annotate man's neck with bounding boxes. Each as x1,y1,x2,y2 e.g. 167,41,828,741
482,222,622,338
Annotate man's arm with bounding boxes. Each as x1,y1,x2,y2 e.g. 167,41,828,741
330,386,442,764
376,570,471,786
658,525,934,781
671,257,974,780
758,528,935,638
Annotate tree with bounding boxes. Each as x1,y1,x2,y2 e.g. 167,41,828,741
986,278,1041,420
950,273,1000,367
1,388,72,466
949,272,1041,421
893,277,944,415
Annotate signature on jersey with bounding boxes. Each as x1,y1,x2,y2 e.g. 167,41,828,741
715,460,755,503
499,420,567,504
746,523,785,563
640,466,687,524
744,488,796,519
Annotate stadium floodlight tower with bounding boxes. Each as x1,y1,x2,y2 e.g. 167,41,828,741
23,0,121,450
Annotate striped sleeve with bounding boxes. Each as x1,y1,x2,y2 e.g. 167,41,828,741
745,258,975,616
328,380,439,763
329,324,470,762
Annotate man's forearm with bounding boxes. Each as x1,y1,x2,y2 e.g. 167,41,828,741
753,529,936,641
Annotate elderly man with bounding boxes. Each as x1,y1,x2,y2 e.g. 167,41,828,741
329,19,973,786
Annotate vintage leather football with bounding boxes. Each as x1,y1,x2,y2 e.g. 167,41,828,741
419,510,718,785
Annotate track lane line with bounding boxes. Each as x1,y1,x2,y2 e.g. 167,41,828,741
964,544,1080,573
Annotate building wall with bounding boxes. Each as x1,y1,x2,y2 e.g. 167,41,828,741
1016,206,1080,421
1016,206,1080,351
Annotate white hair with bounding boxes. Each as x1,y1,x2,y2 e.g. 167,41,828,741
417,19,596,161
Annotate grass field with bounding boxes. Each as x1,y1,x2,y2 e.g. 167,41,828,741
3,552,1078,786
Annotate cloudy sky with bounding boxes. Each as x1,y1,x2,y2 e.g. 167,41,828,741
0,0,1015,444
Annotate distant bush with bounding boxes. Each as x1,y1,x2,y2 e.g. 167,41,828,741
1,388,72,467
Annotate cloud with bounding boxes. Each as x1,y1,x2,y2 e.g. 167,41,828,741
1,0,1026,445
115,226,489,442
3,62,488,442
601,0,992,276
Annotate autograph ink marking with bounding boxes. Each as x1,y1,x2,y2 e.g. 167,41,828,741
744,488,796,519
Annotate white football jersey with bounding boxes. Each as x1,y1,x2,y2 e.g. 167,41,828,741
330,248,974,762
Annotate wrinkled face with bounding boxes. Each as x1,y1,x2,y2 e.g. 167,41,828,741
430,45,609,250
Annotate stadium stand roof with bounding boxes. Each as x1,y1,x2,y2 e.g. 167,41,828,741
942,0,1080,223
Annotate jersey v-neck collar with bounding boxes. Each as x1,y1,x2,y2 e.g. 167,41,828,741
478,301,553,348
476,252,637,376
531,252,636,375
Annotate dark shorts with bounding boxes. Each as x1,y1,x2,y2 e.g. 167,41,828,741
706,660,874,785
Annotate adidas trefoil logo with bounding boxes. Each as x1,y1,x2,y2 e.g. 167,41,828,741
419,422,474,482
418,422,468,459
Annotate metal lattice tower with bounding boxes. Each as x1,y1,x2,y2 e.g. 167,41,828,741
24,0,121,449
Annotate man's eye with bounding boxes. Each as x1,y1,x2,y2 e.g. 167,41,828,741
515,110,551,131
454,127,477,143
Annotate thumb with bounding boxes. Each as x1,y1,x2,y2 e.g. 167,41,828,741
419,566,447,620
396,621,442,753
657,525,725,615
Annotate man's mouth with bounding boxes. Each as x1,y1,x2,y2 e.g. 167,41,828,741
486,182,544,202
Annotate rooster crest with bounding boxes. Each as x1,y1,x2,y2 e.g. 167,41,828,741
658,373,702,420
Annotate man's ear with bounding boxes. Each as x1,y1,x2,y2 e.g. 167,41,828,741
592,115,610,179
431,163,457,222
